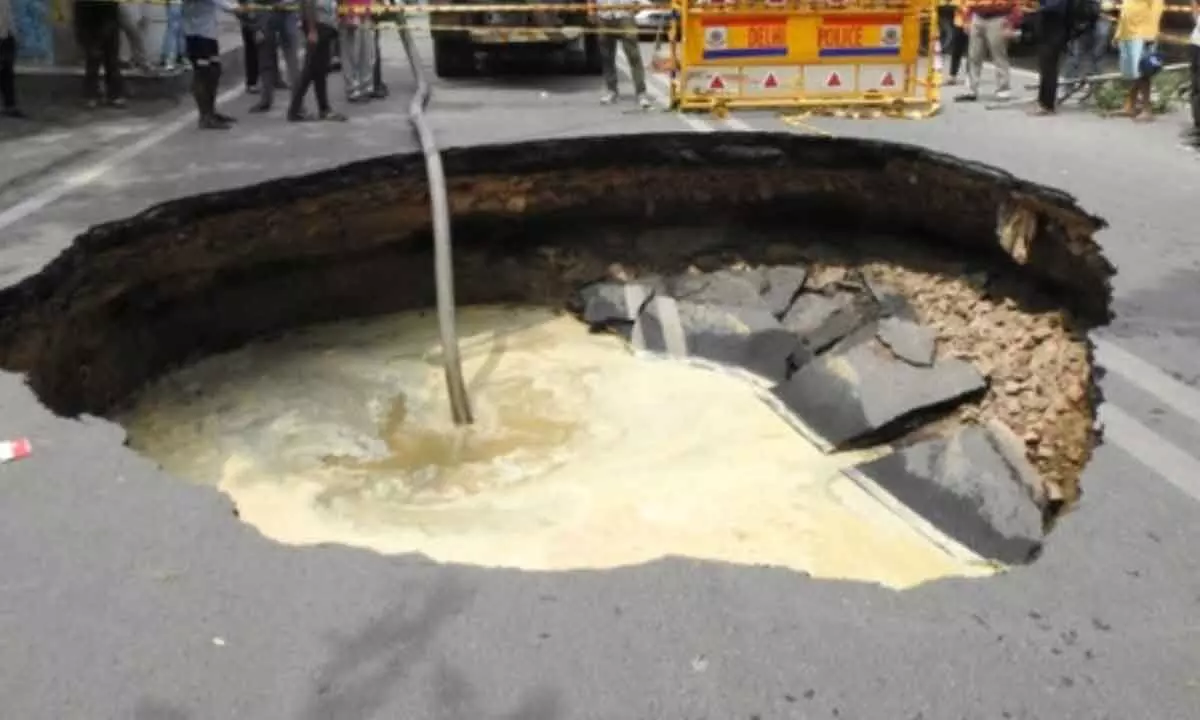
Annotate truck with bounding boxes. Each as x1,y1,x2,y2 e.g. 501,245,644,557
430,1,604,77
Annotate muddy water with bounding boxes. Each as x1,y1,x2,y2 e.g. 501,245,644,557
120,306,996,589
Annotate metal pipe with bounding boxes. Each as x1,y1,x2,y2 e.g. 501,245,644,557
398,16,474,425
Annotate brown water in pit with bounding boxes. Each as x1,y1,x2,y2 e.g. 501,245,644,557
120,305,997,589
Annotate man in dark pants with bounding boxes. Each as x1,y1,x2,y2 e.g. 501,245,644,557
238,0,259,92
75,0,125,108
288,0,346,122
0,0,25,119
1034,0,1074,114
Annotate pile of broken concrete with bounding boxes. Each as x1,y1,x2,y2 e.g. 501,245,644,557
575,265,1050,565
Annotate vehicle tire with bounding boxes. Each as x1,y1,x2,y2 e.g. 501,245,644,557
581,33,603,75
567,32,603,75
433,35,476,79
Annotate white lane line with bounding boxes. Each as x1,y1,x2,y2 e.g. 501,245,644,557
1099,403,1200,503
622,72,1200,500
1094,337,1200,429
0,85,247,232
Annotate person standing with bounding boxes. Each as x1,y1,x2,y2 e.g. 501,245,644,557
75,0,125,108
1062,0,1113,84
182,0,242,129
592,0,651,108
160,0,187,71
0,0,24,118
1033,0,1075,115
248,0,302,112
288,0,346,122
238,0,260,93
1114,0,1165,120
954,0,1021,102
117,1,151,71
940,0,971,86
339,0,372,102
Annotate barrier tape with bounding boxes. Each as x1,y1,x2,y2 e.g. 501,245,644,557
94,0,1200,16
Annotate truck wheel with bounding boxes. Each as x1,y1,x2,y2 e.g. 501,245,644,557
577,34,603,75
433,36,476,79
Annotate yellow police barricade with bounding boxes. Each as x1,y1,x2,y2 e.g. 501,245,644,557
669,0,940,116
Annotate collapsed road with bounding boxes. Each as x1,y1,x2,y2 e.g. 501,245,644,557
1,38,1200,719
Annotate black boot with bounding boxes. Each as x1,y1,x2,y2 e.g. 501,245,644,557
208,64,236,123
196,65,230,130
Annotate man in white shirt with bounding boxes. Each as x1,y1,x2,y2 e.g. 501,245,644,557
0,0,22,117
591,0,651,108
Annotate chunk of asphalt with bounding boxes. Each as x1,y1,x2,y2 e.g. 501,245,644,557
781,291,874,356
633,298,798,382
770,341,987,449
984,417,1061,511
580,282,656,326
863,274,919,321
847,426,1046,564
669,268,770,310
761,265,809,318
876,316,937,366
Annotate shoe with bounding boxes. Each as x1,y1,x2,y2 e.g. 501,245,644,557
994,89,1011,101
214,111,238,123
106,97,127,108
1027,105,1055,116
942,76,958,86
198,115,232,130
636,93,652,109
85,98,100,109
370,83,389,99
1,106,27,119
249,103,272,113
347,91,367,103
600,90,617,105
162,62,178,73
246,84,260,95
318,109,348,122
954,92,978,102
287,110,312,122
274,80,290,91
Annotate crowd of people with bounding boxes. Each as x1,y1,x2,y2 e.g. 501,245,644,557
0,0,1196,126
938,0,1185,120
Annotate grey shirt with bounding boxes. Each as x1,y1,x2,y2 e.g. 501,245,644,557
182,0,239,40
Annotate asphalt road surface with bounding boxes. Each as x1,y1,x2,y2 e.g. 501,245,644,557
1,32,1200,720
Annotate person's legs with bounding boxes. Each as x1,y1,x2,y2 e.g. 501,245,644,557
100,5,125,104
597,19,619,100
251,15,279,110
242,22,260,90
960,19,986,99
161,1,179,67
1035,12,1068,112
117,3,149,68
948,25,968,81
287,25,318,118
0,34,21,116
617,17,648,103
1087,16,1112,78
1117,39,1141,115
278,11,301,88
187,35,229,128
983,16,1011,97
312,24,344,117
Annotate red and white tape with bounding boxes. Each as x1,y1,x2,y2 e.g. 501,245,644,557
0,438,32,464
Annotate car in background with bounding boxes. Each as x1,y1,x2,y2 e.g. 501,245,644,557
634,0,676,41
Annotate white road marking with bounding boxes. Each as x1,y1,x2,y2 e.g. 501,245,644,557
620,59,1200,498
1094,337,1200,428
1099,403,1200,503
0,85,247,232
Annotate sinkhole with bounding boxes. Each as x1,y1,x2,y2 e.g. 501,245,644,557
0,133,1114,590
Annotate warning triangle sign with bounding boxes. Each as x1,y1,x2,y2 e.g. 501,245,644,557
825,72,842,89
880,71,896,88
763,72,779,89
709,74,726,91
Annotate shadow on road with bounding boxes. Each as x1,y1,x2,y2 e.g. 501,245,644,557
299,574,563,720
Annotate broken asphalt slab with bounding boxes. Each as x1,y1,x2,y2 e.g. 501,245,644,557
770,341,987,451
846,425,1046,564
